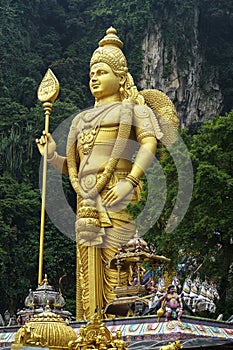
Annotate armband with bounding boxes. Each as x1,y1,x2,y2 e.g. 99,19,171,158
47,151,58,163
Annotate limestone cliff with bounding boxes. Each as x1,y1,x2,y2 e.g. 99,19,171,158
139,8,223,127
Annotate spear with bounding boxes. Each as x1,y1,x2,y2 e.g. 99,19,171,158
37,68,60,285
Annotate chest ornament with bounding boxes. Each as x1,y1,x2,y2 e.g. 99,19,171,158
80,127,97,155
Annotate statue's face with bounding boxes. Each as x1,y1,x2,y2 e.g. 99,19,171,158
169,287,175,294
89,62,121,100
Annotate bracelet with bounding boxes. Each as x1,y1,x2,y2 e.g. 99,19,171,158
47,151,57,163
125,174,140,187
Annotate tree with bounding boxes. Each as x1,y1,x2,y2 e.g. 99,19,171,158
134,111,233,318
0,173,41,313
178,111,233,317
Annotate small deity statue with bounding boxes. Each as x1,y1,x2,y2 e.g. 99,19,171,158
111,330,128,350
160,285,183,321
171,272,181,293
17,324,47,346
25,288,34,308
96,325,111,350
160,340,183,350
68,326,87,350
37,27,177,319
145,276,156,293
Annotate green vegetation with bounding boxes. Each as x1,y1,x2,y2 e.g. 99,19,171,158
130,111,233,318
0,0,232,318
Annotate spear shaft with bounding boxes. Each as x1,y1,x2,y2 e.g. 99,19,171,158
37,69,60,285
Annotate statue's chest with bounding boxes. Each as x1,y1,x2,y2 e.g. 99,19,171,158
77,105,121,155
80,106,121,129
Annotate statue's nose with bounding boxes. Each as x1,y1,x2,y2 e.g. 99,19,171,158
91,73,98,81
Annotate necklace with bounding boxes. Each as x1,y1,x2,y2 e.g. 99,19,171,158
79,103,120,155
80,126,98,155
81,103,118,123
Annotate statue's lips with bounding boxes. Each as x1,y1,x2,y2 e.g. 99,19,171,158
91,84,100,89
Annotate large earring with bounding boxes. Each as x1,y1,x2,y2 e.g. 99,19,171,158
119,83,124,95
119,82,126,101
119,80,124,95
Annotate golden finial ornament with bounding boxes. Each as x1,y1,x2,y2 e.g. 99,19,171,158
98,27,123,49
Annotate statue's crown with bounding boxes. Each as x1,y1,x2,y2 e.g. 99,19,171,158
90,27,127,73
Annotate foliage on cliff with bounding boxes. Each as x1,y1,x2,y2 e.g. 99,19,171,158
0,0,232,111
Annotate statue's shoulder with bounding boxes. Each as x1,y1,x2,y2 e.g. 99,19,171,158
71,109,87,126
133,103,153,119
138,89,179,146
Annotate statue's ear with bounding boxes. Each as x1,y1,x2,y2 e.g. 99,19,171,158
119,75,126,85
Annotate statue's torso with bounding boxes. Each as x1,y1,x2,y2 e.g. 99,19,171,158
166,292,180,309
76,103,136,175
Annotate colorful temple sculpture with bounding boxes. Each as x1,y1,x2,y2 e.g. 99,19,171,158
105,233,170,317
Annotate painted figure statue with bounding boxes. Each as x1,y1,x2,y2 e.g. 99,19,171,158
37,27,178,320
160,285,183,321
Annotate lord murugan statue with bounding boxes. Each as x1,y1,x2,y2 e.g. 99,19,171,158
37,27,178,320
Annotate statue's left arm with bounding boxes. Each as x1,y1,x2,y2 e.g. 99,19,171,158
104,104,161,206
129,135,157,180
129,104,164,179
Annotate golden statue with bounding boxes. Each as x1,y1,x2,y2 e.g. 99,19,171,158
68,312,128,350
14,323,47,347
110,330,128,350
37,27,178,320
68,326,87,350
160,340,183,350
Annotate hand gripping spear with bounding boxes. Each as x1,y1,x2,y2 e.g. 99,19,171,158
37,68,60,285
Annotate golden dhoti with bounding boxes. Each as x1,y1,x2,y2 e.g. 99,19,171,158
76,172,139,320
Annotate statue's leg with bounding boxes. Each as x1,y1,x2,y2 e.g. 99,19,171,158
165,307,171,321
88,246,104,315
101,218,134,310
102,246,120,306
76,243,85,320
76,180,138,319
76,244,104,320
177,307,183,321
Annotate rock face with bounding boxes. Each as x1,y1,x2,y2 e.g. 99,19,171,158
140,9,223,127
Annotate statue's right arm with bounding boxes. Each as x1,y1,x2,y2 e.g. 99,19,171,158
36,131,68,174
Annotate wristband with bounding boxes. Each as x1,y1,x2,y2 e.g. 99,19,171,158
47,151,57,163
125,174,140,187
